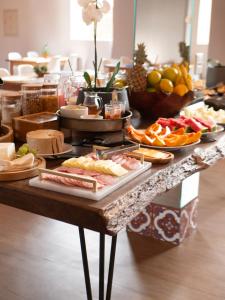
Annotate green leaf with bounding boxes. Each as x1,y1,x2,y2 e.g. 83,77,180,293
83,71,92,89
105,62,120,92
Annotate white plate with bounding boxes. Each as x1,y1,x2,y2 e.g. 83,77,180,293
127,138,201,151
38,143,73,157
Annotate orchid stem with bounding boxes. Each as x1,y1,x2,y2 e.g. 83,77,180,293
94,21,97,89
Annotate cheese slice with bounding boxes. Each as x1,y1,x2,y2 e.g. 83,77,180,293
0,143,15,161
62,157,128,177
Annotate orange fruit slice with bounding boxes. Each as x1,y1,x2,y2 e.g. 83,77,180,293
159,126,171,137
146,123,162,135
164,134,187,147
183,131,201,145
141,135,155,145
152,134,166,147
172,127,185,135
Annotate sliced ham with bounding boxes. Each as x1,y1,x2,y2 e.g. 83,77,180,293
43,166,117,189
42,173,100,189
111,154,141,170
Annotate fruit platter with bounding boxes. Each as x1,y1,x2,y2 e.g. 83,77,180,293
127,44,194,119
181,104,225,127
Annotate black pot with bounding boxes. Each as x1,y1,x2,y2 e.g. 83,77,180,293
77,88,130,111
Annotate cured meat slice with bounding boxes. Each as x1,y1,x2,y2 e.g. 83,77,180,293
42,173,103,189
51,166,116,186
111,154,141,170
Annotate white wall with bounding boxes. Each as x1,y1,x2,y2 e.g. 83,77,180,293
135,0,187,64
0,0,135,70
208,0,225,64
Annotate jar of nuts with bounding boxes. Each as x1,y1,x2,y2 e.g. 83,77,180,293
21,84,43,115
40,83,59,113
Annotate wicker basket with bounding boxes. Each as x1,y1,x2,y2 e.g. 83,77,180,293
129,90,194,120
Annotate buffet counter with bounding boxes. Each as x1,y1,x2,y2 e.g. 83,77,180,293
0,134,224,300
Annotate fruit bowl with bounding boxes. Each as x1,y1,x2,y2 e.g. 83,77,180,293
128,90,194,120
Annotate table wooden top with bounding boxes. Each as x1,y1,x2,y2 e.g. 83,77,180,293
6,56,68,64
0,134,224,235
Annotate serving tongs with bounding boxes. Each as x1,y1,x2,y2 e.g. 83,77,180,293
94,144,144,162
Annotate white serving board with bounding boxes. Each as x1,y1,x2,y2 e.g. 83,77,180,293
29,162,151,201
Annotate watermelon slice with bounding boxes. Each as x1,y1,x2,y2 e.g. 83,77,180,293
185,118,208,132
169,118,186,128
193,117,215,131
156,118,171,127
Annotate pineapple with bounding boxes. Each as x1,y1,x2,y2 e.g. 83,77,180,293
128,43,150,92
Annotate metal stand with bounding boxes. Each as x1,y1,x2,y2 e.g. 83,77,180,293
78,227,118,300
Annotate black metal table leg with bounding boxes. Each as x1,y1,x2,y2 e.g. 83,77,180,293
106,235,117,300
78,228,117,300
78,227,93,300
99,233,105,300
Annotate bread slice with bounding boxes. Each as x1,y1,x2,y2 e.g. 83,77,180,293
128,147,174,164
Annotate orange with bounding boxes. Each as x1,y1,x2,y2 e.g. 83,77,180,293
147,70,162,86
163,67,178,83
160,79,174,93
173,84,188,96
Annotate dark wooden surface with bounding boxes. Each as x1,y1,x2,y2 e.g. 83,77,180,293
0,134,224,235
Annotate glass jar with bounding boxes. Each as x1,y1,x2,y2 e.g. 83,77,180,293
57,73,72,107
1,92,22,126
21,84,43,115
40,83,58,112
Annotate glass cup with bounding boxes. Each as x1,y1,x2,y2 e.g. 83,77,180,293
83,92,103,115
104,104,122,119
64,75,86,105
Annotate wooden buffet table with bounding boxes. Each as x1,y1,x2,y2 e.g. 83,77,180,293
0,135,225,300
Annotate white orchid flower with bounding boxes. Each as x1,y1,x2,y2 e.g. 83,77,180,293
82,3,103,25
82,9,92,25
78,0,92,8
101,0,110,14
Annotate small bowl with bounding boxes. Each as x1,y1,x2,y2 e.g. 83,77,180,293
60,105,88,119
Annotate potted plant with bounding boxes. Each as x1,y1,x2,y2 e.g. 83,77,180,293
34,65,48,78
77,0,129,109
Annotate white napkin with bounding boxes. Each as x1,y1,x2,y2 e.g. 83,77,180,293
0,153,35,172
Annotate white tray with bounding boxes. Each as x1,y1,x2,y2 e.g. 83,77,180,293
29,162,151,201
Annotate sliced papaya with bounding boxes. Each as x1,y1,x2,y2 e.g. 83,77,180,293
183,131,201,145
152,134,166,147
146,123,162,135
164,134,187,147
159,126,171,138
172,127,185,135
141,134,155,146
